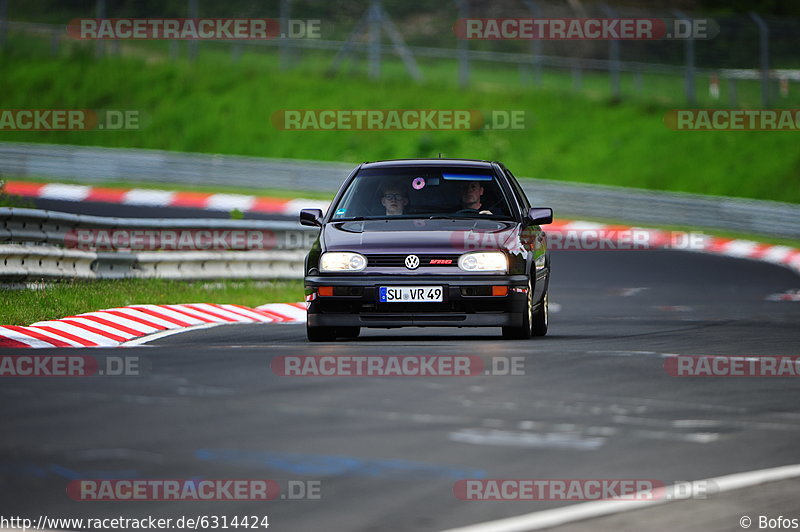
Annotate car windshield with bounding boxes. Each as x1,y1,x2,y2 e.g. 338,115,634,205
330,166,514,221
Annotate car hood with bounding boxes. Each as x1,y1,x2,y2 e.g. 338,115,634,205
323,218,519,253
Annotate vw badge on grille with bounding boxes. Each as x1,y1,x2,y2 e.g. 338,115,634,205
405,254,420,270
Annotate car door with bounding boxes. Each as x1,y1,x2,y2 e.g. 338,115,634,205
501,165,549,301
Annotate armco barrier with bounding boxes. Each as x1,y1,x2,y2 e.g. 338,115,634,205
0,207,316,280
2,142,799,239
2,208,798,281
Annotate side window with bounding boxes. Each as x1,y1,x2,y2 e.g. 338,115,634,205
505,168,531,210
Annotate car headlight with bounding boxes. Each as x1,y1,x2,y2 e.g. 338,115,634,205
458,251,507,273
320,252,367,272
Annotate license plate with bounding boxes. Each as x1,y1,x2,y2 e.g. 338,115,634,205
379,286,444,303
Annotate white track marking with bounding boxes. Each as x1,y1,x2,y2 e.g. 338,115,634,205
27,321,117,346
162,304,227,322
38,183,90,201
256,303,308,321
122,189,176,206
74,311,159,334
218,304,276,322
102,307,180,329
761,245,794,263
0,326,58,348
448,428,606,451
58,317,138,339
127,304,208,325
440,464,800,532
721,239,761,257
189,303,259,322
283,198,330,215
23,326,88,347
122,322,241,346
205,194,256,212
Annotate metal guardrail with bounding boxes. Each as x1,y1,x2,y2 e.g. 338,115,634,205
0,142,353,193
2,143,799,240
0,207,315,280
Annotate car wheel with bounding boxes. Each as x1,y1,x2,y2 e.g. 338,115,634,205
502,279,533,339
532,290,548,337
337,326,361,339
307,323,336,342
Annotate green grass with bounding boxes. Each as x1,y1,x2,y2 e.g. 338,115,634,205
0,33,798,204
0,279,304,326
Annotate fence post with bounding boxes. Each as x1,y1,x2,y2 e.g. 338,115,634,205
231,42,242,62
0,0,7,49
572,59,582,91
673,9,695,106
600,3,621,100
456,0,469,88
728,77,738,107
95,0,106,58
749,12,770,108
524,0,542,86
187,0,198,62
51,27,60,56
368,0,381,80
280,0,290,70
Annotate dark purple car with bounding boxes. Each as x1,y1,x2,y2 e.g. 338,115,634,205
300,159,553,341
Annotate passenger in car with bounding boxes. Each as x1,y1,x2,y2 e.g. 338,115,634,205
380,184,409,215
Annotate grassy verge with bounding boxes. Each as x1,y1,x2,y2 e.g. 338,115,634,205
1,34,798,203
0,279,304,326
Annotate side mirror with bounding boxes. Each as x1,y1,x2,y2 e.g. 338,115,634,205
300,208,323,227
527,207,553,225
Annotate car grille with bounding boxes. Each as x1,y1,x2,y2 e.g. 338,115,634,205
365,254,461,268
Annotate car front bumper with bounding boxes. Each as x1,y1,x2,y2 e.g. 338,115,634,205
305,274,529,328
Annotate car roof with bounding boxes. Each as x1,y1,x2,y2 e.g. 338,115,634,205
360,158,497,169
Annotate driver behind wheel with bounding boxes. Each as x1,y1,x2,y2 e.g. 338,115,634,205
460,181,493,214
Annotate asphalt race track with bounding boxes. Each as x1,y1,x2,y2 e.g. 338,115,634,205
1,249,798,531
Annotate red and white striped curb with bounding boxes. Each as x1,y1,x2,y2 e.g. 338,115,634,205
3,181,329,216
545,220,800,275
0,302,306,348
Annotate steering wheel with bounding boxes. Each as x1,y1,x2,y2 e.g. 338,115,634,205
454,208,480,215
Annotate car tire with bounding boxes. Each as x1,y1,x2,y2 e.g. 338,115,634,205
502,279,533,340
307,323,336,342
337,326,361,339
531,290,548,337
